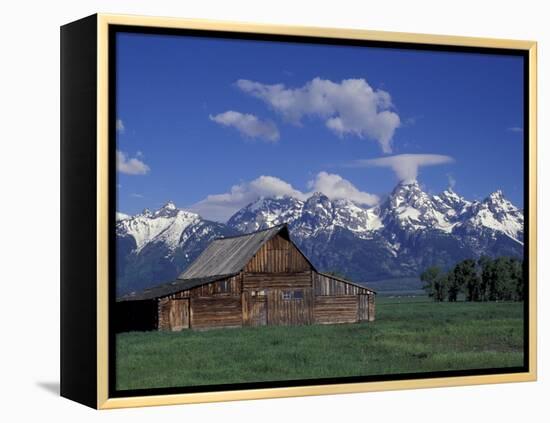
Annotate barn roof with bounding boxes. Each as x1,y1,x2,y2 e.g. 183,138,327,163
116,274,235,302
178,224,306,279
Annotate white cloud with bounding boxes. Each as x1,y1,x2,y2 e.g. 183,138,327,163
190,173,377,222
130,193,144,198
308,172,379,205
116,119,125,133
353,154,454,183
209,110,279,142
190,176,305,221
116,150,150,175
236,77,400,153
447,173,456,189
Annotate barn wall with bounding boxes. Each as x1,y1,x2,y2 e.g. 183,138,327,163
368,293,376,322
244,234,311,273
157,275,242,331
311,272,377,324
188,275,243,330
313,272,365,296
243,271,311,290
189,275,241,297
241,291,267,327
358,294,369,321
158,298,190,331
190,297,242,329
266,288,313,326
313,296,359,324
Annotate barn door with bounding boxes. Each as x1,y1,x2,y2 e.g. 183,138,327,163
168,298,189,331
242,291,267,327
358,294,369,322
267,288,312,326
250,297,267,326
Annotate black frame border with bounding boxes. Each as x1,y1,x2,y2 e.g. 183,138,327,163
107,24,530,399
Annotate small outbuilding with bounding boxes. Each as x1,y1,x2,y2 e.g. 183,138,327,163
116,224,375,332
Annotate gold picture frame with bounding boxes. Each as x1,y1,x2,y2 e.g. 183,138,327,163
60,13,537,409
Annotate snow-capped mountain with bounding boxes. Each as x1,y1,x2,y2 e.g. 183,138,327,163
116,182,524,295
116,202,237,295
378,181,457,233
117,201,201,253
460,190,524,242
227,196,303,233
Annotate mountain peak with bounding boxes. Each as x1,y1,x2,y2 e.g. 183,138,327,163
441,187,464,203
309,191,327,199
398,178,419,187
162,201,177,210
304,192,331,207
488,190,504,201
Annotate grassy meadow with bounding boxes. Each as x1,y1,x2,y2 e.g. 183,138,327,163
116,298,524,390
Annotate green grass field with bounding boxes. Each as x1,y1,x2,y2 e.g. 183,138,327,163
116,299,524,390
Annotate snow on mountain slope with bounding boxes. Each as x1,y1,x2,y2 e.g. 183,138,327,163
379,181,456,233
460,191,524,243
432,188,472,220
116,201,201,252
227,196,303,233
117,183,524,250
116,212,130,221
223,180,523,244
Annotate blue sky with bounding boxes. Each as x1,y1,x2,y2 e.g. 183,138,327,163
116,32,525,221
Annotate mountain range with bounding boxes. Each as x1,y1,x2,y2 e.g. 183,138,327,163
116,180,524,296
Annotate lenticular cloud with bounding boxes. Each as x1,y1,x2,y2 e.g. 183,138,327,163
353,154,454,183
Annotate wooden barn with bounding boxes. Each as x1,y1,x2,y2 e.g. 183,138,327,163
116,224,376,332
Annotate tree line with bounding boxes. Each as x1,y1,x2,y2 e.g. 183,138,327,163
420,256,524,302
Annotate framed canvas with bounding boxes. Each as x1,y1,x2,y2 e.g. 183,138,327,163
60,13,537,409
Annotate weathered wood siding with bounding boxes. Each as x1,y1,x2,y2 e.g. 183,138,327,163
190,297,242,329
267,288,313,326
358,294,369,322
158,298,189,331
368,293,376,322
244,234,311,273
165,275,241,299
157,275,242,331
313,272,367,296
243,271,311,290
313,296,359,324
242,292,268,327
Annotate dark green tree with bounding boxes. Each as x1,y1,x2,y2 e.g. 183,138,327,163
477,255,492,301
479,256,524,301
493,257,516,300
454,259,481,301
421,266,447,302
514,259,525,301
447,268,462,302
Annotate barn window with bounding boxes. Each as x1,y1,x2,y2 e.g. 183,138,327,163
282,290,303,300
218,280,230,293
